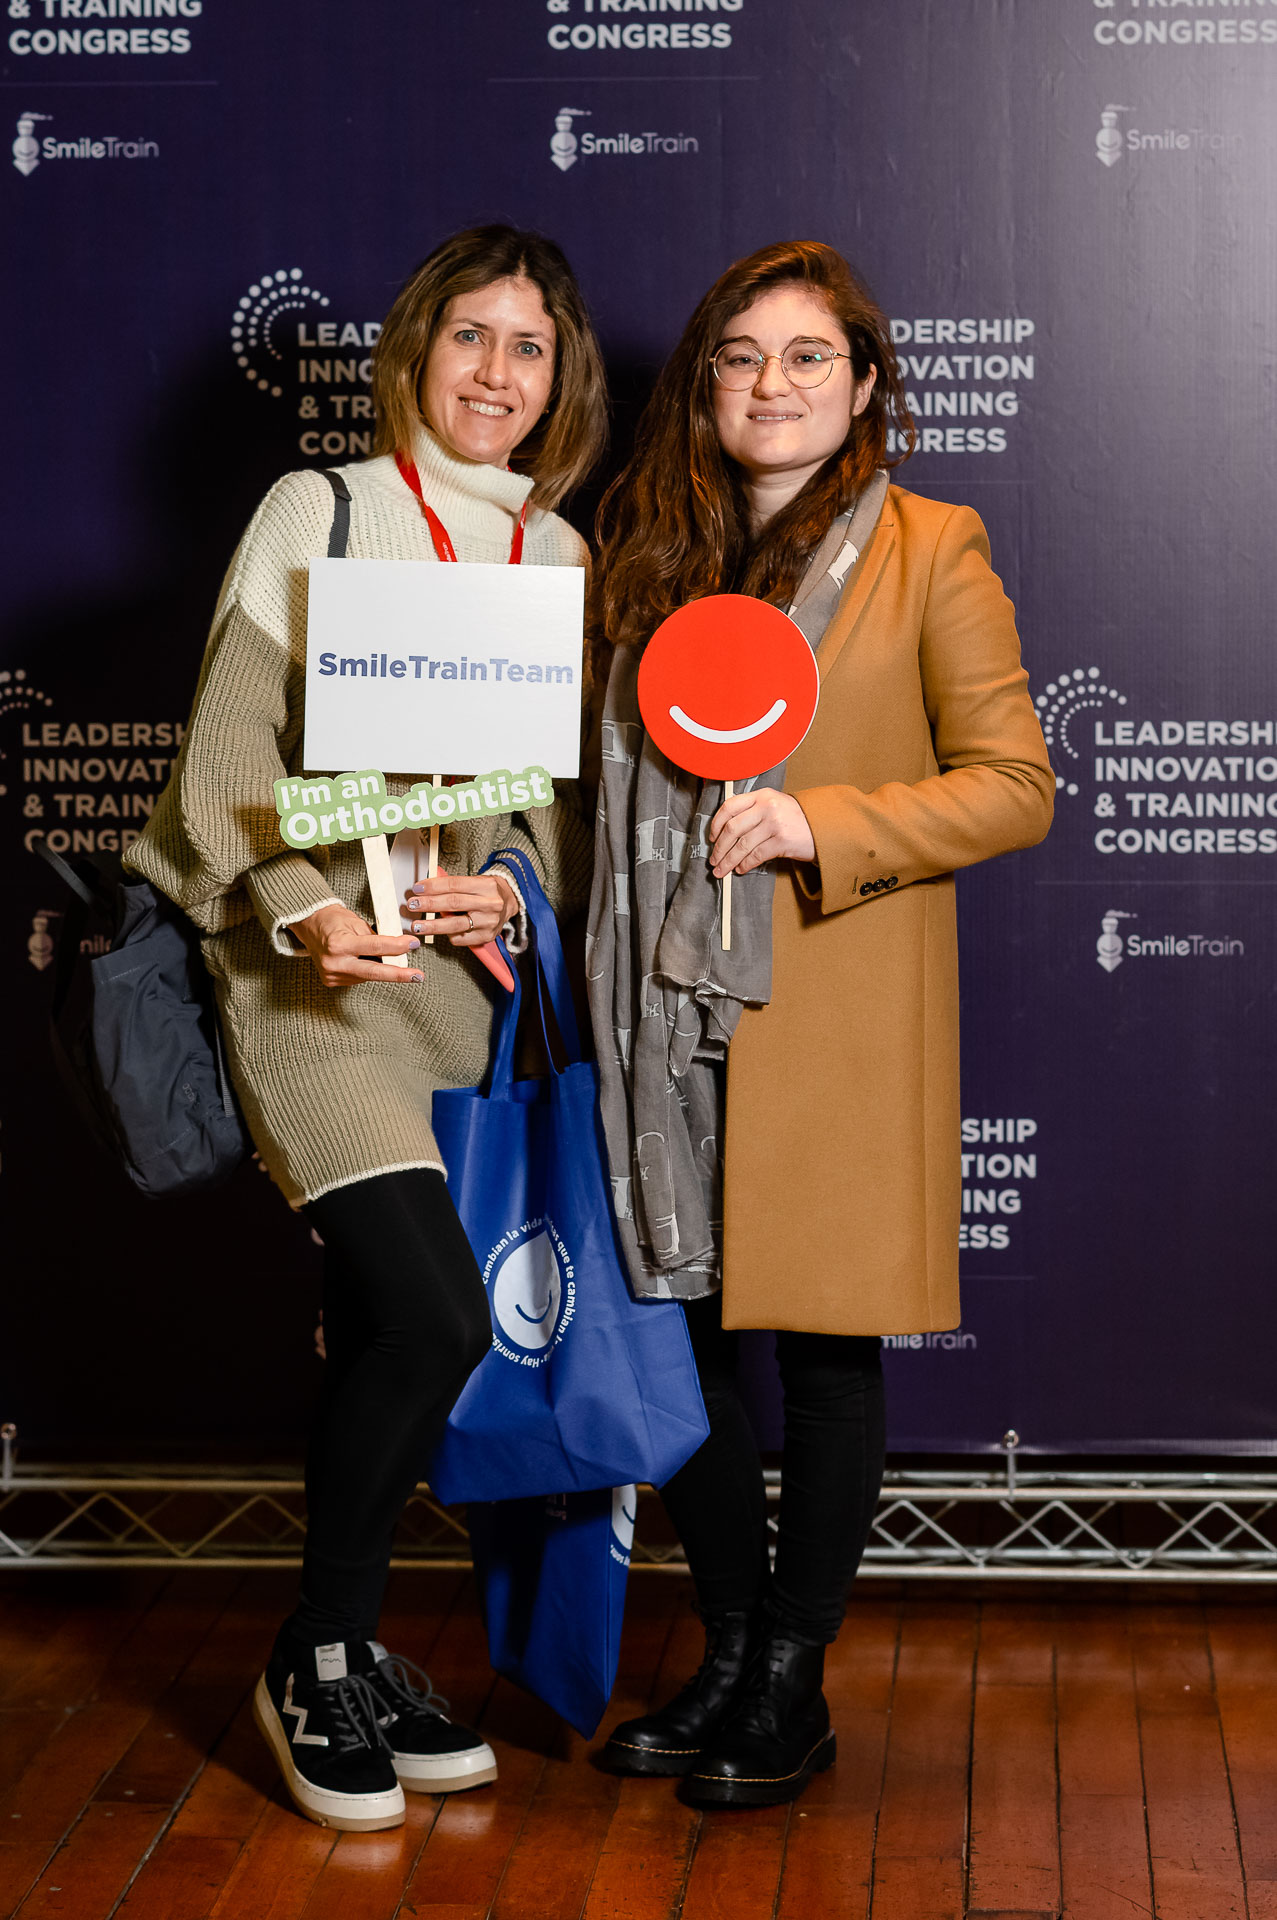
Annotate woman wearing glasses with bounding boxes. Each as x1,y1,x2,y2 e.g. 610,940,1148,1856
587,242,1052,1806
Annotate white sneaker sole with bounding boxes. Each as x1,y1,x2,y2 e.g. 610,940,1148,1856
252,1675,406,1831
393,1740,499,1793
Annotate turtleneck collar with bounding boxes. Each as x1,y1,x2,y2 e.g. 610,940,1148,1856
408,421,535,520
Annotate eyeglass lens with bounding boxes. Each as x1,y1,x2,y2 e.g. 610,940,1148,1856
712,339,841,389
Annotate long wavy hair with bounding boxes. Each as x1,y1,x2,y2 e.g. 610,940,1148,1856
372,225,608,511
591,241,914,655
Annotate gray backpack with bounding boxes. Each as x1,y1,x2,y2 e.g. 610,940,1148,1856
34,836,250,1199
31,471,351,1198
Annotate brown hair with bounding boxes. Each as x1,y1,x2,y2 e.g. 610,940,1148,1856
372,225,608,511
591,240,914,653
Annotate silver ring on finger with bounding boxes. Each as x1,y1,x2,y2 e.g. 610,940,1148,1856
465,912,475,932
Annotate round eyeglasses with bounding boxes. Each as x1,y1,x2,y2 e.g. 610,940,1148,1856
709,338,851,391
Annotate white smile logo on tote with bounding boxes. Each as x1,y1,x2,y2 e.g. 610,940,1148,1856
491,1228,564,1351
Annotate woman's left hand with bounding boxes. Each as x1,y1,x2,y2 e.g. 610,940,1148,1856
405,868,519,947
709,789,816,877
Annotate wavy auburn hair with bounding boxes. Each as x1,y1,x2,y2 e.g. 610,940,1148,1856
372,225,608,511
592,240,914,652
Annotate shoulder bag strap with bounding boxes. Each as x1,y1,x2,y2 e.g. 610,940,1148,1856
320,468,352,559
29,832,108,911
486,847,582,1067
483,936,522,1096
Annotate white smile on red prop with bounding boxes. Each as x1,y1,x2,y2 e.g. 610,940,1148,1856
668,698,788,745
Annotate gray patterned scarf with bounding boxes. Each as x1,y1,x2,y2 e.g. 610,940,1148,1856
587,474,888,1300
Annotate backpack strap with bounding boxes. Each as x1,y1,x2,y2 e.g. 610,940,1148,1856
29,832,108,911
321,468,352,558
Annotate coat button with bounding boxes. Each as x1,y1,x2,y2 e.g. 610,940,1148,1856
859,882,872,897
886,876,898,889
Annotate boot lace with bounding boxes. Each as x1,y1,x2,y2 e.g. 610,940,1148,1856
370,1652,451,1724
731,1640,794,1739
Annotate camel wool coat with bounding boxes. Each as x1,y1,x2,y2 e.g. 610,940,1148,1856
720,486,1054,1336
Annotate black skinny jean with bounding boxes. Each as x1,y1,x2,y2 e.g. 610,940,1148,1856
658,1293,886,1645
281,1169,490,1651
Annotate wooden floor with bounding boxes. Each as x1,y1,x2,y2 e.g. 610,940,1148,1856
2,1570,1275,1920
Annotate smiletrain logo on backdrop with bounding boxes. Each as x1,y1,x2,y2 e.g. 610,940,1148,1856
11,107,157,173
549,104,699,169
1095,909,1243,973
1095,100,1242,165
1039,666,1277,862
230,268,383,463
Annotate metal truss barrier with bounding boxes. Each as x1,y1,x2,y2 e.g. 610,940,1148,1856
5,1431,1277,1580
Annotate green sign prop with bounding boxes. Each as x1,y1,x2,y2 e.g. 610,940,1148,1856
274,766,553,850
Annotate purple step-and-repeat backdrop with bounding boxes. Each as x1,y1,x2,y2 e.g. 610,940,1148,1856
4,1,1273,1459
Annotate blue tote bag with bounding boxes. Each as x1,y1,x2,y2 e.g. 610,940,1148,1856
428,849,707,1505
467,1485,635,1737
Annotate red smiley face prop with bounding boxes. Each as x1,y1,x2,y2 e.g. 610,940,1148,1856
637,594,820,782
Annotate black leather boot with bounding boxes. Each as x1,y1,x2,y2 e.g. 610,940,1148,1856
682,1633,835,1807
599,1609,757,1776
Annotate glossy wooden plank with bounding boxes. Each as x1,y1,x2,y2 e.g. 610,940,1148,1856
401,1679,550,1920
1133,1602,1246,1920
0,1842,64,1920
774,1593,901,1920
680,1804,789,1920
482,1728,631,1910
578,1777,699,1920
578,1581,700,1920
868,1598,977,1920
1055,1604,1152,1920
0,1574,166,1712
968,1603,1060,1918
0,1585,71,1691
402,1908,488,1920
0,1712,66,1800
13,1801,169,1919
0,1575,240,1915
1207,1604,1277,1904
114,1832,245,1920
285,1795,441,1920
483,1579,682,1920
207,1803,336,1920
94,1572,291,1808
168,1697,280,1843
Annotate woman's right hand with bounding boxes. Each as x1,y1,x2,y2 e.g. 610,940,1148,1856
292,904,423,987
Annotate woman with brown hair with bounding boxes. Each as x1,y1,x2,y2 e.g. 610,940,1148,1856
588,241,1053,1805
128,226,606,1831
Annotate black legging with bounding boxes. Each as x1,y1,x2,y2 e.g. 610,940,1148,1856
282,1168,490,1650
658,1294,886,1644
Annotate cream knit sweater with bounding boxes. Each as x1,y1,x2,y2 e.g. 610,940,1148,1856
127,428,593,1205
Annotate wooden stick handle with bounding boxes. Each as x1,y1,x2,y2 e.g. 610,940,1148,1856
721,778,733,952
421,774,443,945
361,834,409,969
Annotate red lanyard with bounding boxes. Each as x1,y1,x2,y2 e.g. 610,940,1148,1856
395,451,528,565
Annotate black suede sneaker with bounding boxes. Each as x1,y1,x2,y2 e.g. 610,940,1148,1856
253,1641,405,1831
362,1642,498,1793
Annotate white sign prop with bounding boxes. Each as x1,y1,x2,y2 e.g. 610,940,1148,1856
304,559,585,778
